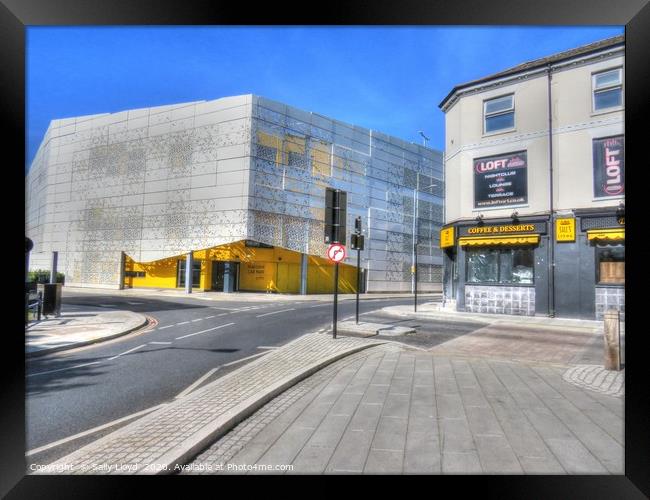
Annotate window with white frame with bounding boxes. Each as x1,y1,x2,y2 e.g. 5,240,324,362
484,94,514,133
593,68,623,111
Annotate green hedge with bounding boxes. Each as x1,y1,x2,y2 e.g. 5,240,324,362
27,269,65,284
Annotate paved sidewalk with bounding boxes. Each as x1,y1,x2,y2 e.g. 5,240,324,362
185,345,623,475
382,303,604,331
63,286,441,303
25,307,148,357
383,302,624,368
32,333,382,475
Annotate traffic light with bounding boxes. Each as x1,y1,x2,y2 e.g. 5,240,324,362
350,233,365,250
324,188,347,245
354,216,362,234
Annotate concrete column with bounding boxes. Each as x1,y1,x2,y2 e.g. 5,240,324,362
300,253,308,295
185,251,193,294
118,252,126,290
50,251,58,284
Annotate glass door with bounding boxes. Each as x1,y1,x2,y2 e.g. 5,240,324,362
212,261,225,291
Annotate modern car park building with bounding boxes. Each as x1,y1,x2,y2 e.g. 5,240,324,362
26,95,444,293
439,35,624,319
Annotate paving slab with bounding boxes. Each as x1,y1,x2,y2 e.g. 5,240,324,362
182,346,623,475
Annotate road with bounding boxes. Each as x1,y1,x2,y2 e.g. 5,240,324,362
27,291,489,465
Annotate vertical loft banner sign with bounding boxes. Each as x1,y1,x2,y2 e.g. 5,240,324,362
474,151,528,208
593,136,624,198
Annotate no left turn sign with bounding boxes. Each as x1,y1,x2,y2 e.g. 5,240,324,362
327,244,347,263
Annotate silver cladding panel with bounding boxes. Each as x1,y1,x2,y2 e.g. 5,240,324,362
25,94,444,291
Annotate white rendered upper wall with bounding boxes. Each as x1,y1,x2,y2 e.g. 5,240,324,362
442,42,624,223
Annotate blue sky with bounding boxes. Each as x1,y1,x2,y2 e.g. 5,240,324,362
26,26,623,169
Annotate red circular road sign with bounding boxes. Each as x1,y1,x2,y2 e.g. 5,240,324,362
327,244,347,263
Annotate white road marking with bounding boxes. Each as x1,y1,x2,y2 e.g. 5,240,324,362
175,322,235,340
107,344,147,361
222,351,268,367
158,325,173,330
216,313,229,317
257,346,279,350
205,316,215,319
256,308,295,318
27,361,101,378
149,341,172,345
26,403,167,456
177,321,190,325
191,318,203,322
309,304,329,308
174,367,221,399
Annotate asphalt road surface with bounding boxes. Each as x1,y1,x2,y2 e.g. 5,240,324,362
26,291,485,465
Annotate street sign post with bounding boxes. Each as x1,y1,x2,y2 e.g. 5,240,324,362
327,243,346,338
325,187,348,339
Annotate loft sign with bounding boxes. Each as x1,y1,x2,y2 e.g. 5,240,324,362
593,136,624,198
474,151,528,208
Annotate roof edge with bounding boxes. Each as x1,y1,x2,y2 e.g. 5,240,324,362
438,34,624,111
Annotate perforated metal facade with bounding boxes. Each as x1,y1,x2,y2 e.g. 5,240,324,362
26,95,444,291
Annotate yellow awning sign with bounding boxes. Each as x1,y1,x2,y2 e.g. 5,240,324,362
458,235,540,246
587,229,625,241
440,227,455,248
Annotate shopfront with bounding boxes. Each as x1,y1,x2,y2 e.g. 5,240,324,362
442,218,549,316
580,210,625,320
442,210,624,320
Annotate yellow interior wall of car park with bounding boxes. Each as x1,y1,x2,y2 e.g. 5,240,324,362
256,130,332,178
123,240,358,293
306,256,357,294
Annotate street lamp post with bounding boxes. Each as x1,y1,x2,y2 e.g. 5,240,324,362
412,175,437,313
418,131,430,148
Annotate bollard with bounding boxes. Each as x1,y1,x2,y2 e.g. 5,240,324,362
603,308,621,371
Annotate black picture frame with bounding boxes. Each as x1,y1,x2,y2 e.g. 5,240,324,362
4,0,649,497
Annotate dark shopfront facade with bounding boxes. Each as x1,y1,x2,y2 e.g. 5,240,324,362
441,208,624,320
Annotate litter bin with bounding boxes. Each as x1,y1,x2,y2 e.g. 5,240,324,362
37,283,62,317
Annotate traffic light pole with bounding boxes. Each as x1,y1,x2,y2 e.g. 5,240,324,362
355,247,361,324
333,262,339,339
